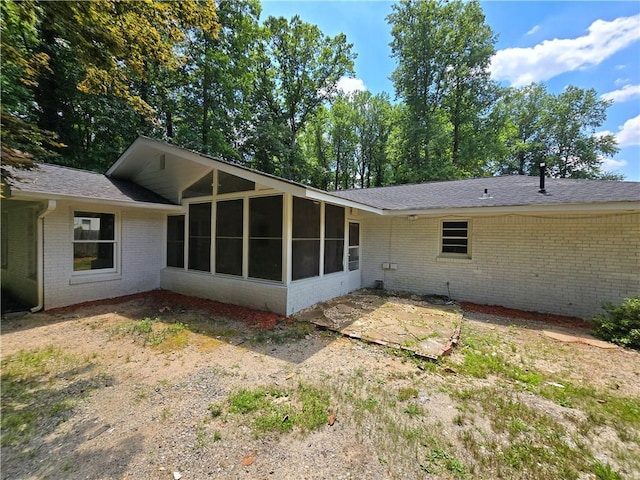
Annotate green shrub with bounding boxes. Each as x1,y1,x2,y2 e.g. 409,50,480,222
592,296,640,350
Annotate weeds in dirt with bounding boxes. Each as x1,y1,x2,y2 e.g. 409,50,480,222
1,346,104,447
109,317,189,351
226,383,330,437
249,321,315,344
437,322,639,479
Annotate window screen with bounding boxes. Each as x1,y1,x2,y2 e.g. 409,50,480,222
324,204,345,274
292,197,320,280
249,196,282,281
216,199,243,276
188,203,211,271
217,171,255,195
167,215,185,268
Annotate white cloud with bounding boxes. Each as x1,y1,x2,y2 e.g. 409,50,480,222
336,77,366,94
615,77,631,86
491,14,640,86
615,115,640,147
601,84,640,103
526,24,541,36
601,157,628,171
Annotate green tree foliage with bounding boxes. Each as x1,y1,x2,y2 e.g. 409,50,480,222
248,15,356,180
298,91,394,190
388,0,496,182
2,0,622,187
1,0,218,178
494,84,619,179
543,86,619,179
174,0,262,161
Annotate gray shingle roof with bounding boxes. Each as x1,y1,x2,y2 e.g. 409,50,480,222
330,176,640,211
10,163,175,205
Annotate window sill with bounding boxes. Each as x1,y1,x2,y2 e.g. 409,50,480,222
436,255,472,264
69,273,122,285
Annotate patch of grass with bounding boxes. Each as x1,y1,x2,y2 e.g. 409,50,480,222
404,402,422,416
227,383,330,437
398,386,419,401
592,461,622,480
208,402,223,418
109,317,190,351
449,385,605,479
421,443,468,478
1,346,103,447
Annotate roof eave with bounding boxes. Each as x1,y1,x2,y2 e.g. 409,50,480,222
10,190,183,211
383,201,640,216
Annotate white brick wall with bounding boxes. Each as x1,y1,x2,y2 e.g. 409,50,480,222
161,268,288,314
42,201,164,309
287,270,360,315
360,212,640,319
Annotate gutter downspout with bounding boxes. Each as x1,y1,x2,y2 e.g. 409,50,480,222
31,200,56,313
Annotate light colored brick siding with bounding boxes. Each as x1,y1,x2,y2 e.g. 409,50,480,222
161,268,287,314
42,201,164,309
1,202,38,306
360,212,640,319
287,270,361,315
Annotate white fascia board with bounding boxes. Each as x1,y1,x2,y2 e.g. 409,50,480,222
384,201,640,217
108,137,312,196
304,190,383,214
10,191,183,212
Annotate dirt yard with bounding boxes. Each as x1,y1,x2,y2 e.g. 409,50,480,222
1,291,638,480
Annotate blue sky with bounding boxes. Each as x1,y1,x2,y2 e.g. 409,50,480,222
260,1,640,181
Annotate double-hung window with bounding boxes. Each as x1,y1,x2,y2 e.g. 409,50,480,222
73,212,116,271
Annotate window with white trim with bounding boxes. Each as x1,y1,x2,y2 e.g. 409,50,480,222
215,199,243,276
73,212,116,271
441,220,469,255
1,211,8,269
166,215,185,268
324,204,345,274
188,203,212,272
292,197,320,281
249,195,282,281
348,222,360,271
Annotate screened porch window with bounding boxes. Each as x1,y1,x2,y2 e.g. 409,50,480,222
166,215,185,268
292,197,320,281
73,212,115,271
216,199,243,276
324,204,345,274
188,203,211,271
217,171,255,195
249,195,282,281
183,172,213,198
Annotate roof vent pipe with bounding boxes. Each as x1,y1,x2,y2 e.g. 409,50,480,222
538,163,546,194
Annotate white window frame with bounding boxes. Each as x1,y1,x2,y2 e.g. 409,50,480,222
348,221,360,271
440,219,470,257
71,210,119,276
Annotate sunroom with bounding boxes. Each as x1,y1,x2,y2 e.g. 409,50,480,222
106,137,376,315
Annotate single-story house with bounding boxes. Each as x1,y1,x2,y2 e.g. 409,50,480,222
2,136,639,319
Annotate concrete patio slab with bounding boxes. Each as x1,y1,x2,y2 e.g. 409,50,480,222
295,291,463,360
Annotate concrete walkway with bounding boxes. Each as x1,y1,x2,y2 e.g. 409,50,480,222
295,291,463,360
